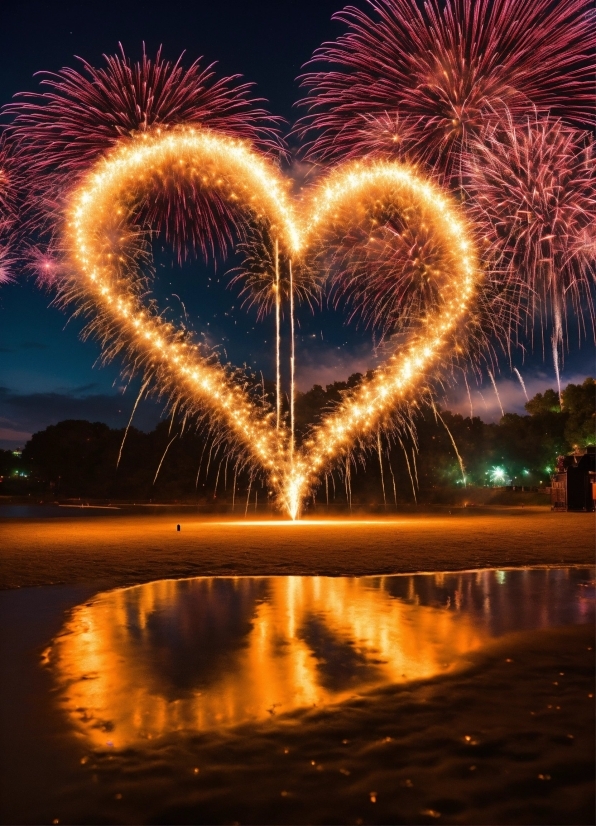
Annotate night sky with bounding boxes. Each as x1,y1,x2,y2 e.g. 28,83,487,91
0,0,593,448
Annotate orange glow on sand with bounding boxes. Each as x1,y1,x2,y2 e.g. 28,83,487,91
214,519,411,526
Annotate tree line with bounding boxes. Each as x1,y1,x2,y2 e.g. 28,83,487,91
1,377,593,506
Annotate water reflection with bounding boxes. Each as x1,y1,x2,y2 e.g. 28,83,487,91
48,568,594,748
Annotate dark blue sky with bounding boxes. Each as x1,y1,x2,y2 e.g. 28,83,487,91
0,0,593,447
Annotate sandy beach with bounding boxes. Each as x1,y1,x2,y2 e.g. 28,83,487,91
1,506,594,591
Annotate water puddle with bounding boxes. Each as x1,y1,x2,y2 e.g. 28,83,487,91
46,568,594,749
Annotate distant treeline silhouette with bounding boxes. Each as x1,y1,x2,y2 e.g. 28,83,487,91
1,376,593,506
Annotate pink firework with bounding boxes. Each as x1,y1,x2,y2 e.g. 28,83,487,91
4,45,284,259
318,184,509,374
24,245,65,289
327,211,449,335
466,112,596,376
297,0,594,173
0,244,13,285
0,137,16,284
0,143,11,213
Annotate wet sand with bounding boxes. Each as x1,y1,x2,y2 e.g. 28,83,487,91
1,507,594,590
71,626,591,826
0,596,593,824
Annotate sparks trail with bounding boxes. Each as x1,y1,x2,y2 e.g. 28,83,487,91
513,368,529,402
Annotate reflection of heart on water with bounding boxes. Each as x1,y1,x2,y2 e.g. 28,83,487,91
65,129,479,517
47,576,489,748
45,568,594,749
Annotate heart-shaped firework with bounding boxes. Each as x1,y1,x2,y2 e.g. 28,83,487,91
64,128,479,517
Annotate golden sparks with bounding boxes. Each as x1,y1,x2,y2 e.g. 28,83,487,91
64,127,480,518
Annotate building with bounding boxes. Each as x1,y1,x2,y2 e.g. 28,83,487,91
551,446,596,512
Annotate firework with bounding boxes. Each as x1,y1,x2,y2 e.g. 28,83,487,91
0,138,16,284
465,113,596,392
23,245,65,288
0,243,12,285
4,44,283,259
326,203,462,336
297,0,594,173
0,142,11,213
230,224,321,319
61,127,479,518
313,165,509,386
